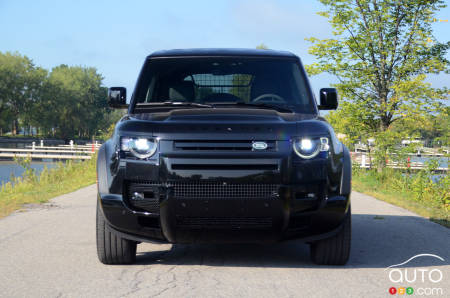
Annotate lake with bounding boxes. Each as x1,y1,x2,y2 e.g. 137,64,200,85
409,156,448,168
0,161,57,185
0,138,85,185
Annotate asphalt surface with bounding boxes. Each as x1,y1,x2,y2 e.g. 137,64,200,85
0,185,449,298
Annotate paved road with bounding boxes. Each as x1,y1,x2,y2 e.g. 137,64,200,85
0,185,449,298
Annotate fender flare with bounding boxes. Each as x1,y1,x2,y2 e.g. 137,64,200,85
340,144,352,196
97,143,109,194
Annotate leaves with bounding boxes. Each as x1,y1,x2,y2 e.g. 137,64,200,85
0,51,123,139
308,0,449,168
256,43,269,50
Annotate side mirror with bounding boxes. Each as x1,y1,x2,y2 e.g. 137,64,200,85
318,88,338,110
108,87,128,109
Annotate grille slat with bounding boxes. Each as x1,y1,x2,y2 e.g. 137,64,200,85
171,182,279,199
174,140,276,151
171,164,277,170
128,181,280,200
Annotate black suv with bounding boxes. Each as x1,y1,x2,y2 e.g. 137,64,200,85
96,48,352,265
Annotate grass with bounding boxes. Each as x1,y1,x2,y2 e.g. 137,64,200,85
0,155,96,218
352,167,449,228
1,153,448,229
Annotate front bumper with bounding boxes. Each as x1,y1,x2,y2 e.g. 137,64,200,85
98,139,350,244
99,185,350,244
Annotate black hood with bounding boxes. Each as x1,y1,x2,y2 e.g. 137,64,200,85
130,108,315,122
117,108,325,141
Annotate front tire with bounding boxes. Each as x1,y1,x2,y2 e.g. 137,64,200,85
310,208,351,265
96,200,137,264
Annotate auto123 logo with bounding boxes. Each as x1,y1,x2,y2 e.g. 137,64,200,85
385,254,445,296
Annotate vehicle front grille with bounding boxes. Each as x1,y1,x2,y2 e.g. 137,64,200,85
126,181,280,203
170,182,279,199
173,140,276,151
176,216,273,229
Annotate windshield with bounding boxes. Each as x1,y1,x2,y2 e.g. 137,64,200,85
133,57,315,113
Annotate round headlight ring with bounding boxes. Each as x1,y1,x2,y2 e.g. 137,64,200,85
129,138,157,159
293,138,320,159
293,137,328,159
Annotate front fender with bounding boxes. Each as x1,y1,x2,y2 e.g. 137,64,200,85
97,139,124,195
97,143,109,195
340,145,351,196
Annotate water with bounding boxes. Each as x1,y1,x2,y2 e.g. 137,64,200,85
409,156,448,168
0,138,76,185
407,156,448,183
0,161,57,185
0,138,64,149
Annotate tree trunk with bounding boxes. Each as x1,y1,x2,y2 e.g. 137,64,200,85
375,114,391,173
12,120,17,135
376,158,385,173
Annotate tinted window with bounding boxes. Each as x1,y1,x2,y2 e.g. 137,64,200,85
134,57,314,113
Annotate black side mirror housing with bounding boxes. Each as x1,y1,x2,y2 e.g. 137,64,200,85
318,88,338,110
108,87,128,109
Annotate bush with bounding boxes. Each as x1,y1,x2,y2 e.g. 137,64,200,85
352,160,449,226
0,155,97,217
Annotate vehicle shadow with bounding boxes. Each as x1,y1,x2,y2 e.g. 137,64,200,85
135,214,449,268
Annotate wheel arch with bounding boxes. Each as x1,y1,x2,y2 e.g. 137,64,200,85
340,144,352,196
97,142,110,195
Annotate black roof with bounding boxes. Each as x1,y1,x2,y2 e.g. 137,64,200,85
148,48,298,59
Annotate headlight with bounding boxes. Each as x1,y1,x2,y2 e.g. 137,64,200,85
121,137,157,159
293,137,329,159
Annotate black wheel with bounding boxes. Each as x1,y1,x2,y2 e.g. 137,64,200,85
96,200,137,264
310,208,351,265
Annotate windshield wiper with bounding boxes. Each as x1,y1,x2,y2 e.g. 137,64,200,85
211,102,295,113
137,101,213,108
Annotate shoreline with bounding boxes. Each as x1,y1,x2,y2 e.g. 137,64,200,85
0,156,96,218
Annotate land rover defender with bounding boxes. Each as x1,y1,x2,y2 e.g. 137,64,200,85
96,48,352,265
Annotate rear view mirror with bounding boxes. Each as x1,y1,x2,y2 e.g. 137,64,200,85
108,87,128,109
318,88,338,110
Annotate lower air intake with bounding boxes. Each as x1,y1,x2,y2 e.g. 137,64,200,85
176,216,273,229
171,183,279,199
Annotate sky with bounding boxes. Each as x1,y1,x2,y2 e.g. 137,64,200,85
0,0,449,102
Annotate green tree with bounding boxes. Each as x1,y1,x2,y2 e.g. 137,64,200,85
256,43,269,50
0,52,46,135
326,101,375,150
434,106,450,146
42,65,110,139
0,51,121,139
306,0,449,169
